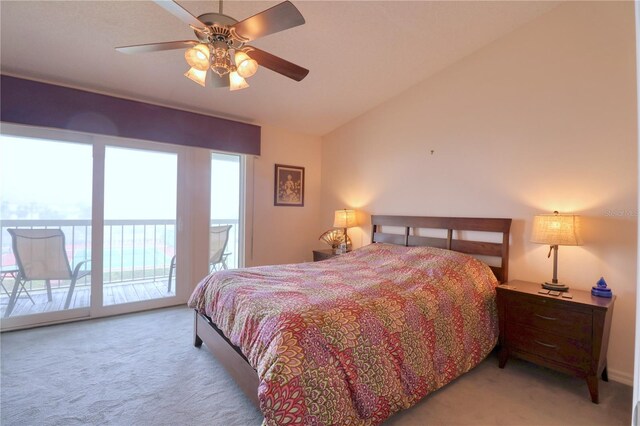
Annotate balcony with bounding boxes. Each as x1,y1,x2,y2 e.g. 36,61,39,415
0,219,238,318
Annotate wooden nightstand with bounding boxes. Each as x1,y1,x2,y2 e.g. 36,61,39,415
312,249,338,261
496,280,615,404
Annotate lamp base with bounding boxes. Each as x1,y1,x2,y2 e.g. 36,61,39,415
541,282,570,292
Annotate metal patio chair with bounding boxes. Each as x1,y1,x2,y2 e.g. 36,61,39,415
5,228,91,317
167,224,232,292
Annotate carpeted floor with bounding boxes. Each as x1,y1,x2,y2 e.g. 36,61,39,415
1,306,632,426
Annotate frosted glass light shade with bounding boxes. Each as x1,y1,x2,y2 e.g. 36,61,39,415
333,209,357,229
531,213,581,246
229,71,249,91
184,67,207,87
184,44,210,71
234,51,258,78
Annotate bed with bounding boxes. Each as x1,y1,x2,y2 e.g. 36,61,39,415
188,215,512,425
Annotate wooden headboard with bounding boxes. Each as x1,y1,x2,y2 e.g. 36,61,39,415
371,215,512,283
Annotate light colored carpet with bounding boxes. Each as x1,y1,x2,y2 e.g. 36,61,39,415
1,306,632,426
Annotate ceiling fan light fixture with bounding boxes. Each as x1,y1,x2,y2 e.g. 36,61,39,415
212,57,232,77
211,40,232,77
234,51,258,78
184,67,207,87
118,0,309,91
229,70,249,91
184,43,210,71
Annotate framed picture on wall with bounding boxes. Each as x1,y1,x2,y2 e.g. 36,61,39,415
274,164,305,207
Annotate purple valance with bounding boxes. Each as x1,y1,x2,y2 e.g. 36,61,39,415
0,75,260,155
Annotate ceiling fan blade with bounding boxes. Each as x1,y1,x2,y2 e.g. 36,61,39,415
116,40,198,54
153,0,207,29
230,1,305,42
246,47,309,81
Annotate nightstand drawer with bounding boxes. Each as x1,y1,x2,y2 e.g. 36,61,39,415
506,297,591,340
507,325,591,367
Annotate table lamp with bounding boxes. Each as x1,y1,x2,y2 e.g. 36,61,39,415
531,211,581,291
333,209,357,253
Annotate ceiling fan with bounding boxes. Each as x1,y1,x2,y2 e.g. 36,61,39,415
116,0,309,91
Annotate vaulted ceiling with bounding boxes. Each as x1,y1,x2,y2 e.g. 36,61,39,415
0,1,559,136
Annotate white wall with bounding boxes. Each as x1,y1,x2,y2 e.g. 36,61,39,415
320,1,637,383
246,124,323,266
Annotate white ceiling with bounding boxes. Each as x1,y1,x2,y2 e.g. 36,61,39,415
0,1,559,136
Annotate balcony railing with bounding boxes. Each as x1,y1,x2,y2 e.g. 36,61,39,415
0,218,239,293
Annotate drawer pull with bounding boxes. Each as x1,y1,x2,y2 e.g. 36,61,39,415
534,313,558,321
534,340,557,349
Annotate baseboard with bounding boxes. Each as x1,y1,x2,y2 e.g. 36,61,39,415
608,368,633,386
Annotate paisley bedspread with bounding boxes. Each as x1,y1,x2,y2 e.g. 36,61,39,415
188,243,499,425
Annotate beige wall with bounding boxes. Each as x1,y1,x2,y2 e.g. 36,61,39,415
320,2,637,383
246,124,323,267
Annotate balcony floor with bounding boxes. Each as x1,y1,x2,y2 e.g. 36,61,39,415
1,280,175,318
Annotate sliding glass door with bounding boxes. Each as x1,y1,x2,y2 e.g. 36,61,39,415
0,133,93,322
103,146,178,306
211,152,242,270
1,124,246,329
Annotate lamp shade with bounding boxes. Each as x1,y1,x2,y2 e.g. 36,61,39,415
234,51,258,78
184,67,207,87
531,212,581,246
229,71,249,91
333,209,357,229
184,44,210,71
